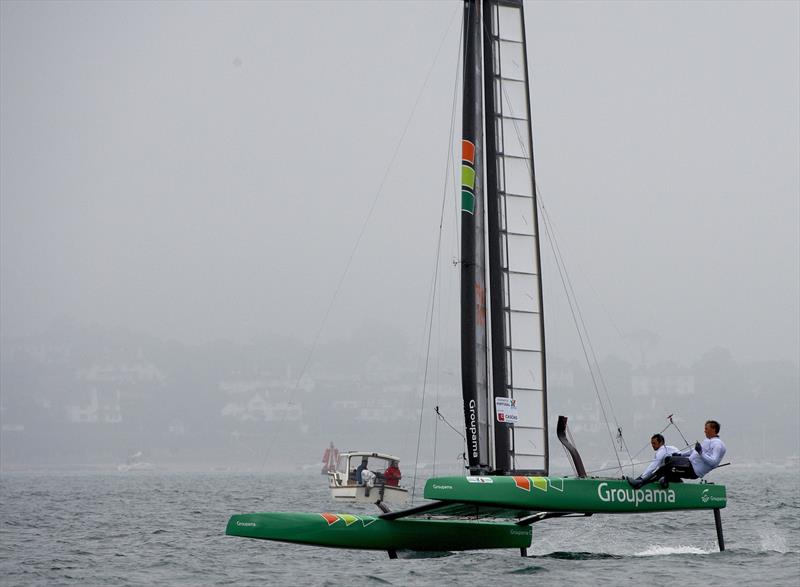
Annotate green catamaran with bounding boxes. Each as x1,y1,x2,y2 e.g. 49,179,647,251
226,0,727,557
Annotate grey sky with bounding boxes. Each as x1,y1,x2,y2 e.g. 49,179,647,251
2,0,798,367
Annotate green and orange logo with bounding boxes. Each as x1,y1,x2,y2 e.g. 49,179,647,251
461,139,476,214
513,476,564,492
319,513,377,527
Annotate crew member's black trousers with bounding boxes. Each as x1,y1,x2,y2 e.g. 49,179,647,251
644,455,698,484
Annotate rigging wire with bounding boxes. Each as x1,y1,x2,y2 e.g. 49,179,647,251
630,413,692,462
500,87,637,467
434,8,465,484
411,5,463,503
258,6,461,471
668,413,691,447
586,460,655,476
537,198,631,451
537,200,627,476
435,406,466,440
498,78,632,476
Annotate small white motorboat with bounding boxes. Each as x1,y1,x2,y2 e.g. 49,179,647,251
327,451,408,507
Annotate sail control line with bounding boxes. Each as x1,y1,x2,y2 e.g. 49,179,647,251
667,414,691,447
630,414,695,463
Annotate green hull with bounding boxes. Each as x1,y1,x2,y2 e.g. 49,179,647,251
225,476,725,552
423,476,727,514
226,512,531,551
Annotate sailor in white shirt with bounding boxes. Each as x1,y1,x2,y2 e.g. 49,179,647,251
681,420,727,478
632,434,678,485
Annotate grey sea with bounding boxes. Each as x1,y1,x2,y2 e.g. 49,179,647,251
1,466,798,586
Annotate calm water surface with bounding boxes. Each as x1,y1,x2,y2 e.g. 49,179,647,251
1,467,798,585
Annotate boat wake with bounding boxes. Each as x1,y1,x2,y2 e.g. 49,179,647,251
756,530,789,553
634,545,710,556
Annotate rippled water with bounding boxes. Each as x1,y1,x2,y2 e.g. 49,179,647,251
1,467,798,585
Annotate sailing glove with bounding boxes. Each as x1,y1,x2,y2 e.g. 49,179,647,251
694,442,702,454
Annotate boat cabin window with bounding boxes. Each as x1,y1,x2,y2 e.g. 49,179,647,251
352,456,391,472
338,454,401,485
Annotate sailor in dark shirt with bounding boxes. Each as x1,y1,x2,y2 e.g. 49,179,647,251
355,458,369,485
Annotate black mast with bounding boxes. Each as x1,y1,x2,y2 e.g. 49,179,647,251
460,0,488,475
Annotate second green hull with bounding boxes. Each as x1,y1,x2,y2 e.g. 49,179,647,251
226,512,531,551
